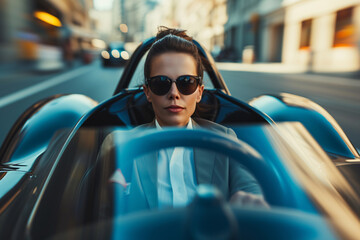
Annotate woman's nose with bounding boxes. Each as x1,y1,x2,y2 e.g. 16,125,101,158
168,82,180,99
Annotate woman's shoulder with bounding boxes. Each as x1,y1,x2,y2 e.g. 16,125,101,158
193,118,235,136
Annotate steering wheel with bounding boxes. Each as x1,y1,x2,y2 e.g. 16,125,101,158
52,128,335,240
115,128,288,206
50,128,335,240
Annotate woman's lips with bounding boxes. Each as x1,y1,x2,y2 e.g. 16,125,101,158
165,105,184,113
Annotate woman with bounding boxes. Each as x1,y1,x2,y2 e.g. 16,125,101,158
129,27,267,210
142,27,203,128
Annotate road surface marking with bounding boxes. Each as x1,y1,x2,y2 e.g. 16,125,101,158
0,66,91,108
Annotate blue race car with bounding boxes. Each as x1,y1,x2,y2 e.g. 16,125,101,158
0,37,359,239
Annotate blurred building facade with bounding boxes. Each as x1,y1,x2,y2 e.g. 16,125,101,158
0,0,34,64
176,0,228,52
225,0,284,63
0,0,98,71
46,0,97,67
141,0,227,53
90,8,113,42
107,0,128,42
122,0,158,42
108,0,226,56
144,0,176,38
225,0,360,73
282,0,360,73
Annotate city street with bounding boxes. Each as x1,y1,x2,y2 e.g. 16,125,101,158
2,0,360,238
0,60,359,150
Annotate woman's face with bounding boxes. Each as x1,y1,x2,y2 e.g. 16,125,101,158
143,52,204,127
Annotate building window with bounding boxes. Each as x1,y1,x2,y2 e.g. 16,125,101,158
299,19,312,50
334,7,355,47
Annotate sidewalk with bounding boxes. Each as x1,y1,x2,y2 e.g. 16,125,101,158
215,62,360,81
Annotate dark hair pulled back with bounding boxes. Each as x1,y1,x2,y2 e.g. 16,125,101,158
144,26,203,82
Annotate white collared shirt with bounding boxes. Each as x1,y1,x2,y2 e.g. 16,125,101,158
155,118,197,208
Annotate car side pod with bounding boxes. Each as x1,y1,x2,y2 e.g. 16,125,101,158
249,93,359,160
187,184,238,240
0,94,98,163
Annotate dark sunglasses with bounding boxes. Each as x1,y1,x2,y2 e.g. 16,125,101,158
145,75,201,96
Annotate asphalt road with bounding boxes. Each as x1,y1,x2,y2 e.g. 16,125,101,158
0,60,359,151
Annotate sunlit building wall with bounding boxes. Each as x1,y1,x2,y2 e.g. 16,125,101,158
144,0,176,38
175,0,227,52
90,0,116,43
260,0,285,63
225,0,283,62
108,0,126,42
89,9,113,42
123,0,158,42
123,0,140,42
282,0,360,72
142,0,227,52
209,0,228,51
177,0,213,49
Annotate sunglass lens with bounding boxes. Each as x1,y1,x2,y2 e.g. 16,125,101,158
177,76,198,95
149,76,171,95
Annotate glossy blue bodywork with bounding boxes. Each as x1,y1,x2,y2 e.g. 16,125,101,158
0,94,97,163
249,94,359,159
0,94,97,223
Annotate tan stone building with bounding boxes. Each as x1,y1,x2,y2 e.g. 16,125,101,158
225,0,360,73
225,0,284,62
177,0,228,52
122,0,159,42
282,0,360,73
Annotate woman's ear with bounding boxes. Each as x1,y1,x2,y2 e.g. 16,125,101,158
196,85,204,103
143,85,152,102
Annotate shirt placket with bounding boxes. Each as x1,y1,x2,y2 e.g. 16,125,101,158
169,147,188,206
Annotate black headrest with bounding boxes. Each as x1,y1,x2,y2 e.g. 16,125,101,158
125,90,220,126
82,89,267,128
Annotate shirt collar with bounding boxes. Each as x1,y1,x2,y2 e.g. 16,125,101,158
155,118,193,129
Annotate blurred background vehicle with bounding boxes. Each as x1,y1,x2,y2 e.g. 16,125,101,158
101,42,130,67
215,47,239,62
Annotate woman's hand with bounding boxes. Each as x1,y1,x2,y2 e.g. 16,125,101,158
230,191,269,208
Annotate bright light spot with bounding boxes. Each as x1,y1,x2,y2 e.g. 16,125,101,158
34,11,62,27
111,49,120,58
121,51,129,60
101,51,110,59
92,39,106,49
119,24,128,33
94,0,114,10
